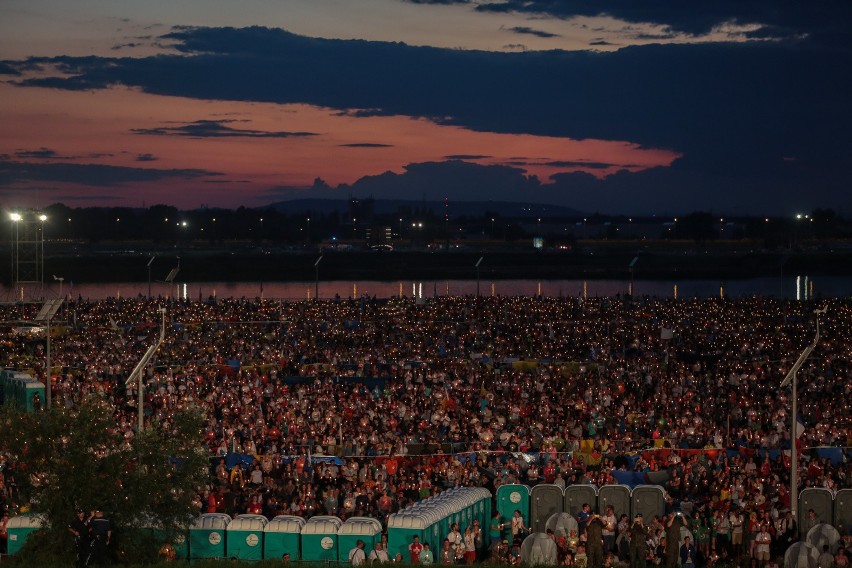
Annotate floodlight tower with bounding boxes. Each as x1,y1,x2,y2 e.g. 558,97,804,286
8,210,47,296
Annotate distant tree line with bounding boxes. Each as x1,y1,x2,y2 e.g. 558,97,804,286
25,203,848,247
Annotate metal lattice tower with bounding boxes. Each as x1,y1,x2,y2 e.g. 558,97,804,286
9,210,46,289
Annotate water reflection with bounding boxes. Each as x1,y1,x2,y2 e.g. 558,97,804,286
1,276,850,302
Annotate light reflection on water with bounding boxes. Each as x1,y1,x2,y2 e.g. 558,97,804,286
1,276,850,302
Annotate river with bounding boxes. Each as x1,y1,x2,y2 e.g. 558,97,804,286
2,275,849,302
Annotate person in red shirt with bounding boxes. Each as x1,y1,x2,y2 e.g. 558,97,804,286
410,535,424,563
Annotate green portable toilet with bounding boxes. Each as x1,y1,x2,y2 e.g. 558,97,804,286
24,380,45,412
338,517,383,563
189,513,231,559
138,515,189,560
496,484,530,539
388,513,428,560
301,515,342,561
264,515,305,560
226,514,268,560
169,529,190,560
6,515,44,555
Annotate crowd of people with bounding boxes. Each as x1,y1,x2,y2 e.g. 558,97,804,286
0,293,850,565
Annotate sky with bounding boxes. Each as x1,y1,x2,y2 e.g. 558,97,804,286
1,1,851,215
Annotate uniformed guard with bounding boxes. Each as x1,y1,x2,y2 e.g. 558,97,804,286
89,510,112,565
68,509,90,568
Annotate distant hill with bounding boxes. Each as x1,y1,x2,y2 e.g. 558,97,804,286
265,198,582,218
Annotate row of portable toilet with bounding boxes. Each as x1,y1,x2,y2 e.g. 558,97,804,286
798,488,852,537
184,513,383,561
497,484,852,538
0,369,45,413
496,483,670,535
0,513,379,562
388,487,492,559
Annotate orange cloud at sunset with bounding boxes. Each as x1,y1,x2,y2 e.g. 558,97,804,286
0,83,679,209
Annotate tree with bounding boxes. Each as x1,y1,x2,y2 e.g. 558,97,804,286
0,398,209,562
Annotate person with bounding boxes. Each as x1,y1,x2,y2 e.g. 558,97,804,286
754,524,772,568
602,506,617,554
578,503,592,535
464,526,477,564
410,535,424,564
575,543,590,568
630,514,648,568
448,523,463,551
68,509,90,567
679,536,696,568
0,511,8,556
88,510,112,565
817,545,834,568
664,513,685,568
804,509,820,534
421,542,434,565
440,538,453,565
511,509,528,540
587,513,605,568
730,508,744,559
349,539,367,566
369,541,390,563
617,514,631,561
492,539,510,564
490,512,503,548
282,552,292,563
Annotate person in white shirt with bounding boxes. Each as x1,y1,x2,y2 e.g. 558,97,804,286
754,525,772,567
350,539,367,566
511,510,528,539
369,542,390,563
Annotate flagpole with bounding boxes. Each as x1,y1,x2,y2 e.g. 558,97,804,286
780,308,824,524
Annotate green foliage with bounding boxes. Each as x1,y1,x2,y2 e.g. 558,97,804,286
0,398,209,562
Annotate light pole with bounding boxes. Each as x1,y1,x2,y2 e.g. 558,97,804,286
38,214,47,295
314,255,323,300
146,255,156,299
53,275,64,298
10,212,21,287
779,308,825,522
125,308,167,432
475,257,484,297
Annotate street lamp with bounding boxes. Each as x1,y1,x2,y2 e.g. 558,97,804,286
314,255,323,300
125,308,167,432
9,213,21,286
146,255,156,299
475,257,484,296
779,308,825,522
53,274,64,297
39,214,47,293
